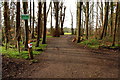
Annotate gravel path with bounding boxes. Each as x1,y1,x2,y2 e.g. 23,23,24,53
16,35,119,78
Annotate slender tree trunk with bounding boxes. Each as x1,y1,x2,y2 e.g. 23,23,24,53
104,2,109,37
23,1,29,50
60,6,66,35
100,2,109,40
50,2,53,34
100,2,103,26
110,2,113,37
60,4,63,35
95,2,98,39
86,2,89,39
30,0,31,31
16,2,21,53
70,9,74,35
118,3,120,46
71,14,74,35
53,2,60,37
42,1,46,44
36,2,42,47
31,0,35,38
4,2,9,50
112,2,119,46
77,2,83,43
40,4,43,38
0,7,1,40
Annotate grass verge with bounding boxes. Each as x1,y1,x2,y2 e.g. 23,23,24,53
0,41,47,59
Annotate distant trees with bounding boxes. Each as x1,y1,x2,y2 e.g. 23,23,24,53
60,2,66,35
76,1,119,47
1,1,120,58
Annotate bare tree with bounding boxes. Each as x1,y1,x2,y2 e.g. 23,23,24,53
100,2,109,40
30,0,32,31
60,2,66,35
70,9,74,35
77,2,83,43
50,1,53,34
53,1,60,37
118,3,120,46
42,1,46,44
112,2,119,46
36,2,42,47
86,2,89,39
31,0,35,38
16,2,20,53
4,2,9,50
23,1,29,50
110,2,113,37
95,2,99,39
100,1,103,26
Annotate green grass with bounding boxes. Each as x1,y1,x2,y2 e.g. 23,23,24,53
64,33,71,35
79,37,120,49
79,39,101,49
0,41,47,59
47,35,53,38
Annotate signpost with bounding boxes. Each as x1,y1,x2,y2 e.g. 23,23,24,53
28,40,33,59
21,14,30,20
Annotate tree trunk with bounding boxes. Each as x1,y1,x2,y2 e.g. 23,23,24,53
61,6,66,35
60,3,63,35
0,7,1,44
30,0,31,32
118,4,120,46
77,2,83,43
31,0,35,38
36,2,42,47
71,13,74,35
110,2,113,37
100,2,103,26
23,2,29,50
86,2,89,40
112,2,119,46
95,2,98,39
50,2,53,34
100,2,109,40
42,1,46,44
16,2,21,53
54,2,60,37
4,2,9,50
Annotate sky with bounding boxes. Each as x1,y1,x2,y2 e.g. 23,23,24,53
0,0,119,29
26,0,77,28
0,0,103,29
45,0,77,28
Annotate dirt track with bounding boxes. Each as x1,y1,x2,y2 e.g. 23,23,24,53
15,35,119,78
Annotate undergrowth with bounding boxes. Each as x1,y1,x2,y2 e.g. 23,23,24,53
0,41,47,59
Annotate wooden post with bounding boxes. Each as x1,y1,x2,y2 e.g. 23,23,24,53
28,40,33,59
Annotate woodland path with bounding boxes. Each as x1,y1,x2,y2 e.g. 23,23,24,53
16,35,119,78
